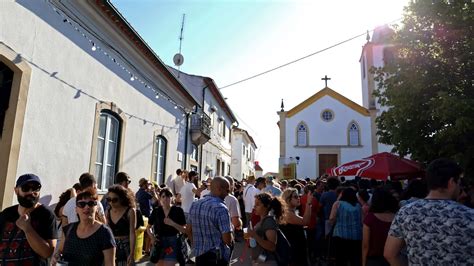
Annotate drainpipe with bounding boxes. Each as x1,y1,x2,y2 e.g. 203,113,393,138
199,85,208,180
183,112,190,170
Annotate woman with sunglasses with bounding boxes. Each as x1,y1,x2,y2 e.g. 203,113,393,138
147,188,186,266
106,185,137,266
280,188,313,266
53,189,116,266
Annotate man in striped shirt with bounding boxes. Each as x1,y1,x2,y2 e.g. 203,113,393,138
188,176,233,266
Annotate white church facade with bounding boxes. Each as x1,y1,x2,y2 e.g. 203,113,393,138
278,26,394,179
278,87,372,179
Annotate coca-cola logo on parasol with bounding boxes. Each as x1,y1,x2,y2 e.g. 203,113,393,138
333,158,375,176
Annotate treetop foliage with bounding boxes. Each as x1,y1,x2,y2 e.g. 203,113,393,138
373,0,473,178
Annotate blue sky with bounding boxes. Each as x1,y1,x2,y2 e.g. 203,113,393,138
112,0,409,173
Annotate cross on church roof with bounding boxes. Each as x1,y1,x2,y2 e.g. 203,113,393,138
321,75,331,87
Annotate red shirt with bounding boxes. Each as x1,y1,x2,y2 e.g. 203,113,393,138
300,195,320,229
363,212,392,257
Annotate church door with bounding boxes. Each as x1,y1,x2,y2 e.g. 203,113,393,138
318,154,338,177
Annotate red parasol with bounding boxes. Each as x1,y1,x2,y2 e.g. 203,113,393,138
327,152,424,180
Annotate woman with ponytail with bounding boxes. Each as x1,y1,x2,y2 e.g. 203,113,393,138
247,193,286,266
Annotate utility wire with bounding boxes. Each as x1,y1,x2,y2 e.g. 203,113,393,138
219,18,401,90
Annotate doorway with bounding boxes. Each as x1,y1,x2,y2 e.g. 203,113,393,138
0,46,31,209
318,154,338,177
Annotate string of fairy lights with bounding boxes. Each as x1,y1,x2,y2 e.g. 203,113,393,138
45,0,192,118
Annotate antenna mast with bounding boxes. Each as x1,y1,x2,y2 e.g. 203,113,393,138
173,14,186,74
179,14,185,54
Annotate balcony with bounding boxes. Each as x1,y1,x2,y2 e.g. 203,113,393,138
190,112,211,145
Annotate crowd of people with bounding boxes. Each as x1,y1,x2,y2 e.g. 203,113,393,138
0,158,473,266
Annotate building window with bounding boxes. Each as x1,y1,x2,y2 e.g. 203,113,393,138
242,144,245,155
222,121,226,138
297,123,308,146
153,136,167,183
321,109,334,122
348,122,360,146
362,56,366,79
190,144,198,161
0,62,14,138
216,159,221,177
383,47,395,65
95,111,120,191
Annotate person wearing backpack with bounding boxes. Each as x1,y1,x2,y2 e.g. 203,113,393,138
247,193,287,266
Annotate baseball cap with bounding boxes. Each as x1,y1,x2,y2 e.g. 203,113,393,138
16,173,42,188
266,175,274,182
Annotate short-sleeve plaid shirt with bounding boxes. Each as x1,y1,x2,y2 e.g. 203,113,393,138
189,194,232,260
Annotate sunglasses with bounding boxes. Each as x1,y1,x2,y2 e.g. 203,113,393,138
76,200,97,208
21,183,41,193
291,194,300,199
106,197,119,203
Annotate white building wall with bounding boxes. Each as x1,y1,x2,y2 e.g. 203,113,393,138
230,131,256,181
360,41,394,154
200,93,232,179
230,134,244,179
1,1,193,203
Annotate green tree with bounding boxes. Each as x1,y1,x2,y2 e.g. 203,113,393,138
373,0,474,178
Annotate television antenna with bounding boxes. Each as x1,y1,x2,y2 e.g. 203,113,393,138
173,14,185,69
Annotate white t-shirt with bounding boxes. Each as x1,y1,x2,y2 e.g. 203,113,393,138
172,176,185,196
243,184,258,213
179,182,197,213
201,189,211,197
62,196,105,224
224,194,241,218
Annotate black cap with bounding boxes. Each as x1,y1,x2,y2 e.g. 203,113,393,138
16,173,41,188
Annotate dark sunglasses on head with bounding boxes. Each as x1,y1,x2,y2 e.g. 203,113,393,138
21,183,41,193
76,200,97,208
106,197,119,203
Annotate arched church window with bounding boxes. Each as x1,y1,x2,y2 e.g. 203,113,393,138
297,123,307,146
349,123,360,146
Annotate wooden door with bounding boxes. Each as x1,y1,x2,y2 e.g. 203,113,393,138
319,154,338,177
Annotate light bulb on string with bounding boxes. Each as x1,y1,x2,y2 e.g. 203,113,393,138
130,75,135,81
174,105,178,109
91,42,96,51
155,94,159,99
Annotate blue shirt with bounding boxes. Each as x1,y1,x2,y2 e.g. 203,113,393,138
333,201,362,240
320,191,337,220
263,185,282,197
135,188,153,217
189,195,232,260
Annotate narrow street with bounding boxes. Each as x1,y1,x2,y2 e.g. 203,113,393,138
136,238,252,266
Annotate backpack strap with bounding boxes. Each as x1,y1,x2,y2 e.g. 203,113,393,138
244,185,252,198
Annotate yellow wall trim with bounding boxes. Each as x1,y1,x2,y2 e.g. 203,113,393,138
0,43,32,209
286,87,370,118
